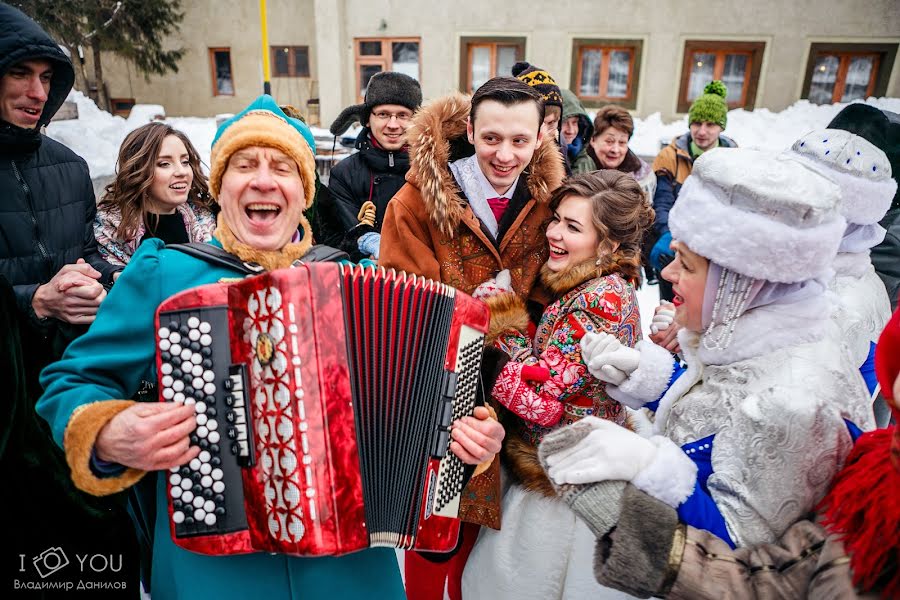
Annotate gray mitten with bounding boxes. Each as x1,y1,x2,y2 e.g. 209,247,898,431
538,420,626,538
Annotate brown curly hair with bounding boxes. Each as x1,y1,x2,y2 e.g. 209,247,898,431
99,123,212,241
549,170,655,284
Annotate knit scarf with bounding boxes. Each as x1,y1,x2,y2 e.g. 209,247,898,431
213,212,313,272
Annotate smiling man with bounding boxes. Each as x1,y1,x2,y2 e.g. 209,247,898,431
36,95,505,599
380,76,564,599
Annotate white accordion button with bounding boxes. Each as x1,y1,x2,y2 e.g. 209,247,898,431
170,343,182,356
194,508,206,521
190,353,202,365
171,486,182,498
196,414,208,427
199,450,211,462
200,463,211,475
204,382,216,395
159,339,171,352
188,329,201,342
192,496,204,509
180,349,192,362
195,401,207,414
172,511,185,524
162,388,175,400
158,327,171,339
191,364,203,377
160,362,173,375
185,397,196,406
208,431,220,444
211,468,223,481
189,458,201,471
173,392,185,404
161,375,174,388
196,426,209,438
172,380,185,392
212,481,225,493
168,473,182,486
200,334,212,346
202,370,215,382
169,332,181,345
203,500,215,513
204,513,217,526
187,317,200,329
179,479,192,491
199,321,211,334
192,377,205,390
182,490,194,503
207,419,218,431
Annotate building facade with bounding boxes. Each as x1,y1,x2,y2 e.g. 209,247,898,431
91,0,900,125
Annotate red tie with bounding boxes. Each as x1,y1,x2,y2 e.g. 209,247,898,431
487,197,509,223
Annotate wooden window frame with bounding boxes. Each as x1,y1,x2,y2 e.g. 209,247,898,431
459,36,526,93
677,40,765,113
208,47,235,97
270,45,310,78
354,37,421,103
109,97,136,118
801,42,898,104
570,39,643,109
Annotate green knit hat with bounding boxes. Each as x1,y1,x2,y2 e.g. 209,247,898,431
688,80,728,129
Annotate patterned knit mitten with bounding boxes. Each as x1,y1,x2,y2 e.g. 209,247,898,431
491,362,563,427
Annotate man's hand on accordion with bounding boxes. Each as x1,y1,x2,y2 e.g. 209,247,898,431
95,402,201,471
449,405,505,465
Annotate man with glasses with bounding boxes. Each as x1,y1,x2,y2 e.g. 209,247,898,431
325,71,422,261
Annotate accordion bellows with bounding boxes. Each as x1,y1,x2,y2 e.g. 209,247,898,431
155,263,489,556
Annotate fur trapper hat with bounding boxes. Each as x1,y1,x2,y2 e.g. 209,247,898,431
329,71,422,136
669,147,845,283
785,128,896,225
512,61,563,110
209,94,317,209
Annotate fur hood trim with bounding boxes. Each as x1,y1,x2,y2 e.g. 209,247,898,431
484,293,530,345
539,259,600,296
405,93,566,238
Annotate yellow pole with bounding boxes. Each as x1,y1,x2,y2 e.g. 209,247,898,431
259,0,271,95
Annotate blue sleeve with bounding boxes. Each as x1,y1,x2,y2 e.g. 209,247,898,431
677,480,736,549
36,241,165,448
860,341,877,396
645,361,685,413
652,174,676,236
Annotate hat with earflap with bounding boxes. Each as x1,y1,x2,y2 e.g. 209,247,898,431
329,71,423,136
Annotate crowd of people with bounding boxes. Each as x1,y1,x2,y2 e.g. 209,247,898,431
2,3,899,599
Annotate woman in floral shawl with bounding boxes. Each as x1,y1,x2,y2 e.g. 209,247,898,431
462,170,653,600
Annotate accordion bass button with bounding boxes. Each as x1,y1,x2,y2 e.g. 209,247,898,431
214,507,225,517
212,482,225,494
208,431,221,444
172,511,185,524
199,321,211,334
158,327,171,339
211,469,223,481
199,451,211,462
182,490,194,503
204,513,217,526
187,317,200,329
207,419,218,432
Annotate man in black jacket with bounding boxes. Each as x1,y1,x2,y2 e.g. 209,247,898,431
322,71,422,261
0,4,135,594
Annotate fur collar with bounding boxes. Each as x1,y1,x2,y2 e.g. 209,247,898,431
405,92,565,238
213,213,313,271
539,259,600,297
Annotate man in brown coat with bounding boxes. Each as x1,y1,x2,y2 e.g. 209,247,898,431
380,77,565,600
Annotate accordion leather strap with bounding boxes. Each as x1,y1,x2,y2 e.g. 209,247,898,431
165,242,348,274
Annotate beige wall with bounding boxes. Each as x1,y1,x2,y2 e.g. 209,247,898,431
90,0,900,124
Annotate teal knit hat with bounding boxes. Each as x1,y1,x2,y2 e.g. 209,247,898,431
688,80,728,129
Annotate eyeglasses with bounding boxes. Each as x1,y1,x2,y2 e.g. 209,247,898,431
371,111,413,123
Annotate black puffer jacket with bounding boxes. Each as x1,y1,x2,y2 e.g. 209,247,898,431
325,126,411,233
0,3,117,345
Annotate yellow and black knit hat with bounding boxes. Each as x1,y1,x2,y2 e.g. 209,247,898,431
209,94,317,209
512,61,563,110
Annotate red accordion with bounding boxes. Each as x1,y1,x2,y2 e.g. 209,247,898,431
154,263,488,556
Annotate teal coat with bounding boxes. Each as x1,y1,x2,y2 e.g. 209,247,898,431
37,239,404,599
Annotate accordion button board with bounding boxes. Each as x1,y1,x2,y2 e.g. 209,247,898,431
155,263,490,556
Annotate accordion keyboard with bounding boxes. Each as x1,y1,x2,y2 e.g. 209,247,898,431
157,308,250,537
431,326,485,518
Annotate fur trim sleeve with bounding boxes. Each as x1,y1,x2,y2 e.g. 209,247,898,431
594,484,686,598
632,436,698,508
64,400,147,496
484,292,529,345
614,340,676,403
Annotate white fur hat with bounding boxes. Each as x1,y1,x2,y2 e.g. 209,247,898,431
669,148,845,283
785,128,896,225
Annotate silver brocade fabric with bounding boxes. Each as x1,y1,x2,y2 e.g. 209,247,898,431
829,252,892,366
661,326,875,548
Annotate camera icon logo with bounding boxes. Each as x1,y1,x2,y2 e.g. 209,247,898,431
32,547,70,578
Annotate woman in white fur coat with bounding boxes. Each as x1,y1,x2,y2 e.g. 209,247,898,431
542,148,875,557
784,129,895,402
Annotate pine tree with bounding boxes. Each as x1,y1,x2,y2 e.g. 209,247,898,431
14,0,185,112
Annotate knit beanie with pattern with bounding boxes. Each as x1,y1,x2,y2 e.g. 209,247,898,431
688,80,728,129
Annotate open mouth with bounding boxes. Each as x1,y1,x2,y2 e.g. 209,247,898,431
18,107,42,120
548,243,568,259
245,202,281,224
169,182,188,192
672,293,684,307
492,163,515,176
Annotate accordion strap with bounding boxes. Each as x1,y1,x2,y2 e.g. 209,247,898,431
165,242,349,275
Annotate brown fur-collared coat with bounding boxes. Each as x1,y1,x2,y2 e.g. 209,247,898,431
380,92,565,298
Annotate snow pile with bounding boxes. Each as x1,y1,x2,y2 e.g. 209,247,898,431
628,97,900,157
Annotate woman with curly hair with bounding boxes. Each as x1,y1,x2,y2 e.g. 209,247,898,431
95,122,216,266
462,170,653,600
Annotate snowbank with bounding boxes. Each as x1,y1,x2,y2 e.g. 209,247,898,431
49,90,900,184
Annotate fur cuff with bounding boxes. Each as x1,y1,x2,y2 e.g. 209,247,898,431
615,340,675,403
64,400,147,496
214,213,314,271
484,293,529,345
594,484,684,598
632,436,697,508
